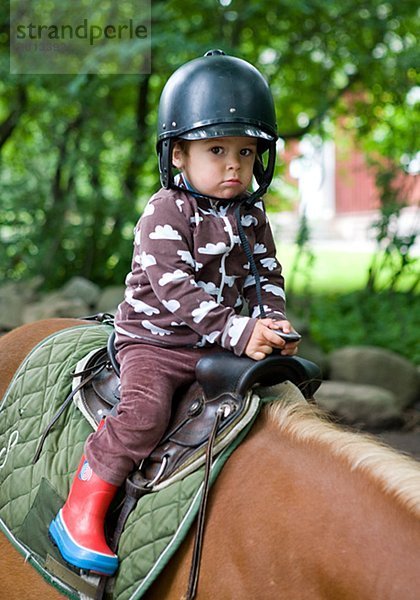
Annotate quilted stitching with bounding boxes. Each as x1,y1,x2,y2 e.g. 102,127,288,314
0,323,267,600
0,323,213,600
115,468,205,600
0,325,111,534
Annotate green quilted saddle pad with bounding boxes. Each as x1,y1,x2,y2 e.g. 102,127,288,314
0,323,112,594
0,322,262,600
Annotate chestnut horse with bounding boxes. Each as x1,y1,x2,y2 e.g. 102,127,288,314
1,319,420,600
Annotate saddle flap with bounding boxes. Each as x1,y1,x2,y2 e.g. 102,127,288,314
70,335,322,492
158,382,237,448
136,383,260,489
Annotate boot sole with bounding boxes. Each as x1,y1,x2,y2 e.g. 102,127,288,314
49,511,118,576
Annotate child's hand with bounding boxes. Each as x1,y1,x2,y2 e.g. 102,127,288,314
245,318,300,361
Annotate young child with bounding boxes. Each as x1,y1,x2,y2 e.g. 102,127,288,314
49,50,300,576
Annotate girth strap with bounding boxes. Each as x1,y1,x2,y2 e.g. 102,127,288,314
186,403,225,600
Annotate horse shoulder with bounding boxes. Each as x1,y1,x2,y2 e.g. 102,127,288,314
146,414,303,599
0,534,64,600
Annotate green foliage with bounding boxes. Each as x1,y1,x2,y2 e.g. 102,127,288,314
0,0,419,287
366,163,419,293
308,290,420,365
287,213,315,306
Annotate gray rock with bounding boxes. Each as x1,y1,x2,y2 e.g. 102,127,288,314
0,284,26,329
0,278,42,329
315,380,403,429
22,294,89,323
329,346,419,409
297,339,329,378
60,277,101,307
96,286,125,314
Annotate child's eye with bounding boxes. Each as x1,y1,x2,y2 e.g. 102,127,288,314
240,148,255,157
210,146,224,155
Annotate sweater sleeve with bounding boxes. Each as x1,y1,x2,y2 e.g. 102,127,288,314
137,194,256,356
242,208,287,321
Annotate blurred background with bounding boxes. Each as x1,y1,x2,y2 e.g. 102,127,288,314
1,0,419,441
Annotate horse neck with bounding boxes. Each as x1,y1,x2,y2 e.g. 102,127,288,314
243,408,420,600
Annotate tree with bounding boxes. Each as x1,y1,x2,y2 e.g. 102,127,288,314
0,0,418,287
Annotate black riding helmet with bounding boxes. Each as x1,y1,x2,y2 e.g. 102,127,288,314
157,49,278,203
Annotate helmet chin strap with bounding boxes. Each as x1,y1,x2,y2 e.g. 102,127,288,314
172,173,269,207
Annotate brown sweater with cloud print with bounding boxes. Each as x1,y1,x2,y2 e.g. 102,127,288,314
115,187,286,356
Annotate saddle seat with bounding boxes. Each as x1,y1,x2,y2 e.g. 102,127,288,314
73,332,322,490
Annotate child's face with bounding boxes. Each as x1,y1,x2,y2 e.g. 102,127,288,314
172,136,257,199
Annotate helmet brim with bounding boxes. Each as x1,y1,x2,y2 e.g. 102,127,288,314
179,123,275,141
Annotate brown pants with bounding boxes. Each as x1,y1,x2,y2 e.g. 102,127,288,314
85,343,214,486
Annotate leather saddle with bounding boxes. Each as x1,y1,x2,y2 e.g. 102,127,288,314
73,332,322,489
71,331,322,600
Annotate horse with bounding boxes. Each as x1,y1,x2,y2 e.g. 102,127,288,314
0,318,419,600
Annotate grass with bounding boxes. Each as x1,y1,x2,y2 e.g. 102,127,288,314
277,244,419,295
277,244,374,294
275,243,420,364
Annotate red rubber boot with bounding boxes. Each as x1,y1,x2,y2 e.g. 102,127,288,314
49,455,118,575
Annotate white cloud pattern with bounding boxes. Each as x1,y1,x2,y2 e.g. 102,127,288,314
244,275,268,288
138,251,157,268
222,274,239,288
177,249,195,268
175,198,184,212
228,316,249,347
192,300,219,323
262,284,286,299
254,243,267,254
205,331,220,343
162,298,181,312
251,305,270,318
190,214,203,226
196,281,219,295
158,270,189,286
196,331,221,346
241,214,258,227
141,320,173,336
143,203,155,217
150,224,182,240
234,295,244,308
126,292,159,316
198,242,229,255
260,257,277,271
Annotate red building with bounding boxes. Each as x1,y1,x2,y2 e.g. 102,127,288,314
283,132,419,217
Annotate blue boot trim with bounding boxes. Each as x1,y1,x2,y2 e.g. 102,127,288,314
49,510,118,576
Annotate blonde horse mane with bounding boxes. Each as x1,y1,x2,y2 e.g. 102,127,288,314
266,392,420,518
